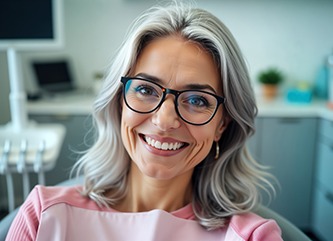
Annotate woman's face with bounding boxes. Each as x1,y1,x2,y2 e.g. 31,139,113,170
121,35,227,180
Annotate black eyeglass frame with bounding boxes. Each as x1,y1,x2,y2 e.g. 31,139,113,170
120,76,226,126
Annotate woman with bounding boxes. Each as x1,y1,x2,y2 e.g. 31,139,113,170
6,2,282,241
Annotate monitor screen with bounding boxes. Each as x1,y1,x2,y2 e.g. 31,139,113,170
0,0,63,50
32,60,74,93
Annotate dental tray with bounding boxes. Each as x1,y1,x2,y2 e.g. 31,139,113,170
0,122,66,171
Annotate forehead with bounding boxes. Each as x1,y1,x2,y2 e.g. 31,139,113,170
132,35,222,93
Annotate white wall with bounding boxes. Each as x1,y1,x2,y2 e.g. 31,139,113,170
200,0,333,82
1,0,333,123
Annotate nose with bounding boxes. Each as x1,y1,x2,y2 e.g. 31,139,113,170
151,96,181,130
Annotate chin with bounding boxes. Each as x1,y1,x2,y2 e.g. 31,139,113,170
137,163,179,180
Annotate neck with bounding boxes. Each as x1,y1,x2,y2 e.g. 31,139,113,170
113,163,193,213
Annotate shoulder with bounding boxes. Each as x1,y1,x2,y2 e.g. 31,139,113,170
35,185,81,204
32,185,100,212
6,185,94,240
227,212,282,241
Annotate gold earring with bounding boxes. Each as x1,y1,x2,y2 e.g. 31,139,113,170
214,141,220,160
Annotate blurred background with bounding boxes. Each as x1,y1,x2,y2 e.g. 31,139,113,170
1,0,332,105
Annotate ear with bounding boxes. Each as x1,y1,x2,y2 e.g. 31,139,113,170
214,117,230,142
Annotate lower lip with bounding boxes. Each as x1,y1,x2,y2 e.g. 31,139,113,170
140,136,185,157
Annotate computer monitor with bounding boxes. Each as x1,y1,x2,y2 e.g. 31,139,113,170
0,0,63,50
32,60,75,93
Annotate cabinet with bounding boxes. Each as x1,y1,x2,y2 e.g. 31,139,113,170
248,117,317,229
312,119,333,241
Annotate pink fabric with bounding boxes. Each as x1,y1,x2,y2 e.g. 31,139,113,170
6,186,282,241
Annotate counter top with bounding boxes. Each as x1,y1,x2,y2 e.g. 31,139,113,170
256,97,333,121
27,94,333,121
27,93,95,115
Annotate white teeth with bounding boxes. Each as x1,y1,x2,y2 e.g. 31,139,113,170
161,142,168,150
145,136,183,150
155,141,161,149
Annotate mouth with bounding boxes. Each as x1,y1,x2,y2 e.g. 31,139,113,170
140,134,187,151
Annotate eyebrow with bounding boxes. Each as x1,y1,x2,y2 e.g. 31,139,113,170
135,73,218,94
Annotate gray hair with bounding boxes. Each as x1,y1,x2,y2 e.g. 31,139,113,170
73,2,275,230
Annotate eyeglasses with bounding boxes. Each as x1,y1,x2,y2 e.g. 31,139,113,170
121,77,226,126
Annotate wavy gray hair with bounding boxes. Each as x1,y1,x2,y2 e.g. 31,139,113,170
73,2,275,230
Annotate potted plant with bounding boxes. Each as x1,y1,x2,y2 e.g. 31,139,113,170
257,68,284,99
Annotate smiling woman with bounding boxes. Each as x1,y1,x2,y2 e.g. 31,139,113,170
120,35,225,184
5,2,282,241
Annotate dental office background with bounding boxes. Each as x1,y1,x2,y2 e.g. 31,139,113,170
1,0,333,121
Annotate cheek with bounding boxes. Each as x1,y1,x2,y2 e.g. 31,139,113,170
121,97,149,126
120,107,145,157
121,105,137,127
186,127,216,160
187,117,224,159
191,119,221,144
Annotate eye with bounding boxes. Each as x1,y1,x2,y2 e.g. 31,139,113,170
135,84,159,97
183,94,209,107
